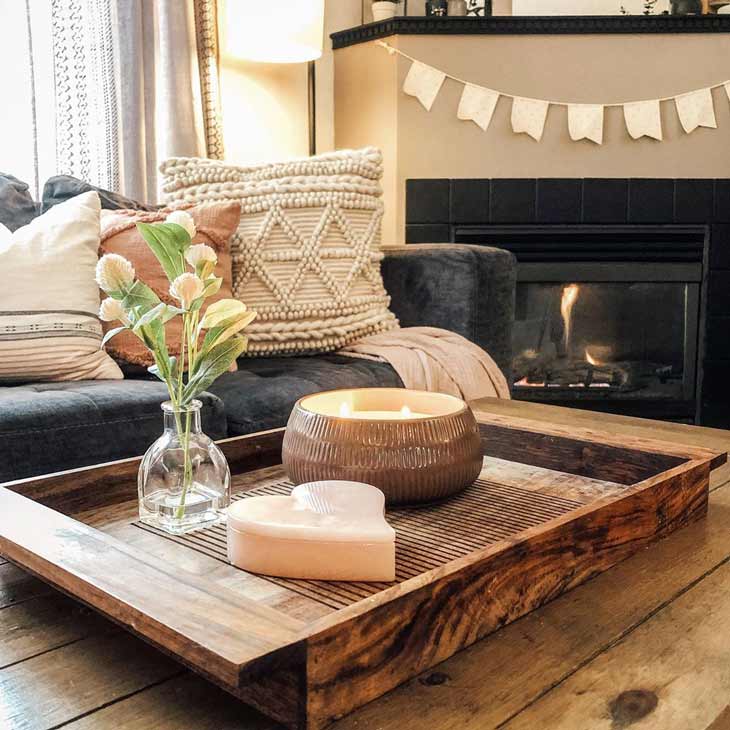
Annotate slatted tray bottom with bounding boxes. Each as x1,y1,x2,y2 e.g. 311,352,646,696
135,478,582,610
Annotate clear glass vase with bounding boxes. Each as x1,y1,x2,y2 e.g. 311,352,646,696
138,400,230,534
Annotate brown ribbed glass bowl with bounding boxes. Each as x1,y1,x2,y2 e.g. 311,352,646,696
282,388,482,505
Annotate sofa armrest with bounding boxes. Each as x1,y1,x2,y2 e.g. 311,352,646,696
381,244,516,377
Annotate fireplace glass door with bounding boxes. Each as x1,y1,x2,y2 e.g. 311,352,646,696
512,275,699,417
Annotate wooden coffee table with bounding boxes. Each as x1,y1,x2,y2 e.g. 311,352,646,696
2,397,730,730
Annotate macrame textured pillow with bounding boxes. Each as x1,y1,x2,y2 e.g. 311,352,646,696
159,147,398,356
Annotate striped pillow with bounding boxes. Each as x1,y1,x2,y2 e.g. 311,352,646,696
0,191,122,383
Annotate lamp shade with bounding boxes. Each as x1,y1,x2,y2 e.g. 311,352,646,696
225,0,325,63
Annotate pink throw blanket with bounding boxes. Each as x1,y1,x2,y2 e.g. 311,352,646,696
340,327,510,401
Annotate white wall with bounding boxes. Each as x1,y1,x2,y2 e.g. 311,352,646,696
218,0,361,165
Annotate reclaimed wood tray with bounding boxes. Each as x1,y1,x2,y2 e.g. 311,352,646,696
0,407,725,730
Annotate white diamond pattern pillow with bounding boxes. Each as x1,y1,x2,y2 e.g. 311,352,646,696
159,148,398,355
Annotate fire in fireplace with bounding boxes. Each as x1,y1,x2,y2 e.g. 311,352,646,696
453,224,703,421
512,282,688,403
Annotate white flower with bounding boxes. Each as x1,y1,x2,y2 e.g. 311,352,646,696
170,273,204,309
96,254,135,294
185,243,217,269
165,210,196,239
98,297,130,325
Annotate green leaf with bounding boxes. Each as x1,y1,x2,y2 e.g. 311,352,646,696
189,296,205,313
121,280,160,314
198,260,216,280
136,222,186,281
163,222,193,252
182,335,247,403
135,316,167,355
133,302,182,331
148,355,177,383
101,326,127,348
199,299,248,329
198,312,255,362
201,276,223,299
147,363,166,383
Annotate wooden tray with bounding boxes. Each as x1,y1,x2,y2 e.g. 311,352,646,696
0,409,725,730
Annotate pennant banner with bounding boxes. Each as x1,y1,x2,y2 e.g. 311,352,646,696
388,43,728,145
568,104,604,145
458,84,499,132
403,61,445,112
675,88,717,134
623,100,663,141
511,97,549,142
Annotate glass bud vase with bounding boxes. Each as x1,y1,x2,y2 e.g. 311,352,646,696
138,400,230,534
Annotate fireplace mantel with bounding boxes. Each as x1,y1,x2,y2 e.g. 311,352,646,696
332,15,730,49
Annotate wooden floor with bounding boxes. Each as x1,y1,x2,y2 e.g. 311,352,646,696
4,397,730,730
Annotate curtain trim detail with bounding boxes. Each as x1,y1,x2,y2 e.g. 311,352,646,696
51,0,119,190
193,0,225,160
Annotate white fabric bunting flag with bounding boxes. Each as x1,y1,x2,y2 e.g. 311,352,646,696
403,61,446,112
511,97,549,141
568,104,604,145
623,99,663,141
675,88,717,134
382,42,729,146
457,84,500,132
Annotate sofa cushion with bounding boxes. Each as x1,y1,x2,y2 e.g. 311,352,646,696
42,175,159,214
209,354,403,435
0,192,123,384
0,381,227,482
159,148,399,356
99,202,240,367
0,173,39,231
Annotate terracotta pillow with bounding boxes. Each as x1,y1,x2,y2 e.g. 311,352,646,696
99,202,241,367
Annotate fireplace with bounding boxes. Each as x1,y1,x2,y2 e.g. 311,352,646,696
404,178,730,425
453,225,703,420
513,280,697,411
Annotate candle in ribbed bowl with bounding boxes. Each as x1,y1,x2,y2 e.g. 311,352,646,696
282,388,482,505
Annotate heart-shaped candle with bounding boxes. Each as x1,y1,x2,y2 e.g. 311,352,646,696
227,481,396,582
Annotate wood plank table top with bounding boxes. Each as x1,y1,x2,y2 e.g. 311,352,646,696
3,397,730,730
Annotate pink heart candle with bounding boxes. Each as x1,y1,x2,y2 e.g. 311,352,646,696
227,480,395,582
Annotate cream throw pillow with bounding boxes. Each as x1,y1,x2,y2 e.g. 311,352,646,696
0,191,122,382
160,147,398,355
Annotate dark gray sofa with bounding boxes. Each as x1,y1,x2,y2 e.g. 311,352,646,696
0,245,515,482
0,176,516,482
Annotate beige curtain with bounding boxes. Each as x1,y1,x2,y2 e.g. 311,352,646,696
114,0,206,203
52,0,224,203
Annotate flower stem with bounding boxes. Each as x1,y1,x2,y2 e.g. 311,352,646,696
173,311,193,521
174,408,193,521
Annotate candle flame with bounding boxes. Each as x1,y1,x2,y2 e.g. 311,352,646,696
339,402,351,418
400,405,412,418
585,350,598,367
560,284,580,352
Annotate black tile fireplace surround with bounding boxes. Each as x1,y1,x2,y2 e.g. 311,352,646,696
405,178,730,427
